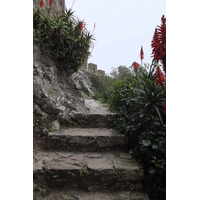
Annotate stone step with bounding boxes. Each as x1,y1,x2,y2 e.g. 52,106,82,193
33,150,144,192
46,128,127,152
34,189,149,200
69,111,116,128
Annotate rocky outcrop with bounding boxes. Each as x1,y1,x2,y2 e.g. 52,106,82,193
33,46,94,136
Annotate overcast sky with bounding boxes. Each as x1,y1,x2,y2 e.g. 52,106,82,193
65,0,166,74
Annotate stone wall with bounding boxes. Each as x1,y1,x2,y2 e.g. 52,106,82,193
97,69,105,76
33,0,65,12
88,63,97,75
86,63,105,76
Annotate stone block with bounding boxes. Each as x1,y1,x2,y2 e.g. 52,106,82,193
46,128,127,151
33,150,144,191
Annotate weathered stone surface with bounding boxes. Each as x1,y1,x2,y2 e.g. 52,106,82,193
71,71,94,96
33,103,51,135
66,99,117,128
33,45,97,135
84,99,108,112
46,128,127,151
51,120,60,131
33,189,149,200
69,112,115,128
33,150,143,191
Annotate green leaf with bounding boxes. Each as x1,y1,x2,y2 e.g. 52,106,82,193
153,105,163,125
134,88,146,95
139,113,144,117
152,144,159,149
142,139,151,146
152,156,157,160
148,166,155,174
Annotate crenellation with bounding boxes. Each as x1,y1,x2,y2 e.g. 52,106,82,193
97,70,105,76
82,61,105,76
88,63,97,75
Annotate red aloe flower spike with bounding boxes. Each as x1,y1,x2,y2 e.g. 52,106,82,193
151,15,166,73
61,0,62,6
155,66,166,93
151,28,161,62
140,45,144,67
140,46,144,60
49,0,53,7
155,66,165,85
133,62,138,70
40,0,44,8
80,22,83,31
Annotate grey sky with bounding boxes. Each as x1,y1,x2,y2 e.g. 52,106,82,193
65,0,166,74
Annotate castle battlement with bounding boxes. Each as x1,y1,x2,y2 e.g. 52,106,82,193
82,61,105,76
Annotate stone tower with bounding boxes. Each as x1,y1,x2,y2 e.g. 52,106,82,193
33,0,65,13
88,63,97,75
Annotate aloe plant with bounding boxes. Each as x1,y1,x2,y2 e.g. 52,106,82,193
33,7,95,75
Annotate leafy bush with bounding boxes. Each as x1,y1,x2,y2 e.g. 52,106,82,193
33,7,95,75
110,65,132,80
108,62,166,198
107,15,166,199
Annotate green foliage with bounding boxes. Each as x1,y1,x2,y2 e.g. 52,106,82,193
110,65,131,80
89,65,149,104
110,64,149,80
89,74,115,103
33,8,95,75
108,62,166,198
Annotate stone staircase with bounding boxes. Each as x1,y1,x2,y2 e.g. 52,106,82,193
33,99,149,200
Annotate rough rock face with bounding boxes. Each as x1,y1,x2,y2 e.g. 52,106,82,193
33,46,94,135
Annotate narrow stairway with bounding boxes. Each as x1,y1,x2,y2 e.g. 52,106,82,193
33,99,149,200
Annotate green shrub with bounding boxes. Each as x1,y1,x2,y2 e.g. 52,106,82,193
33,8,95,75
108,62,166,198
